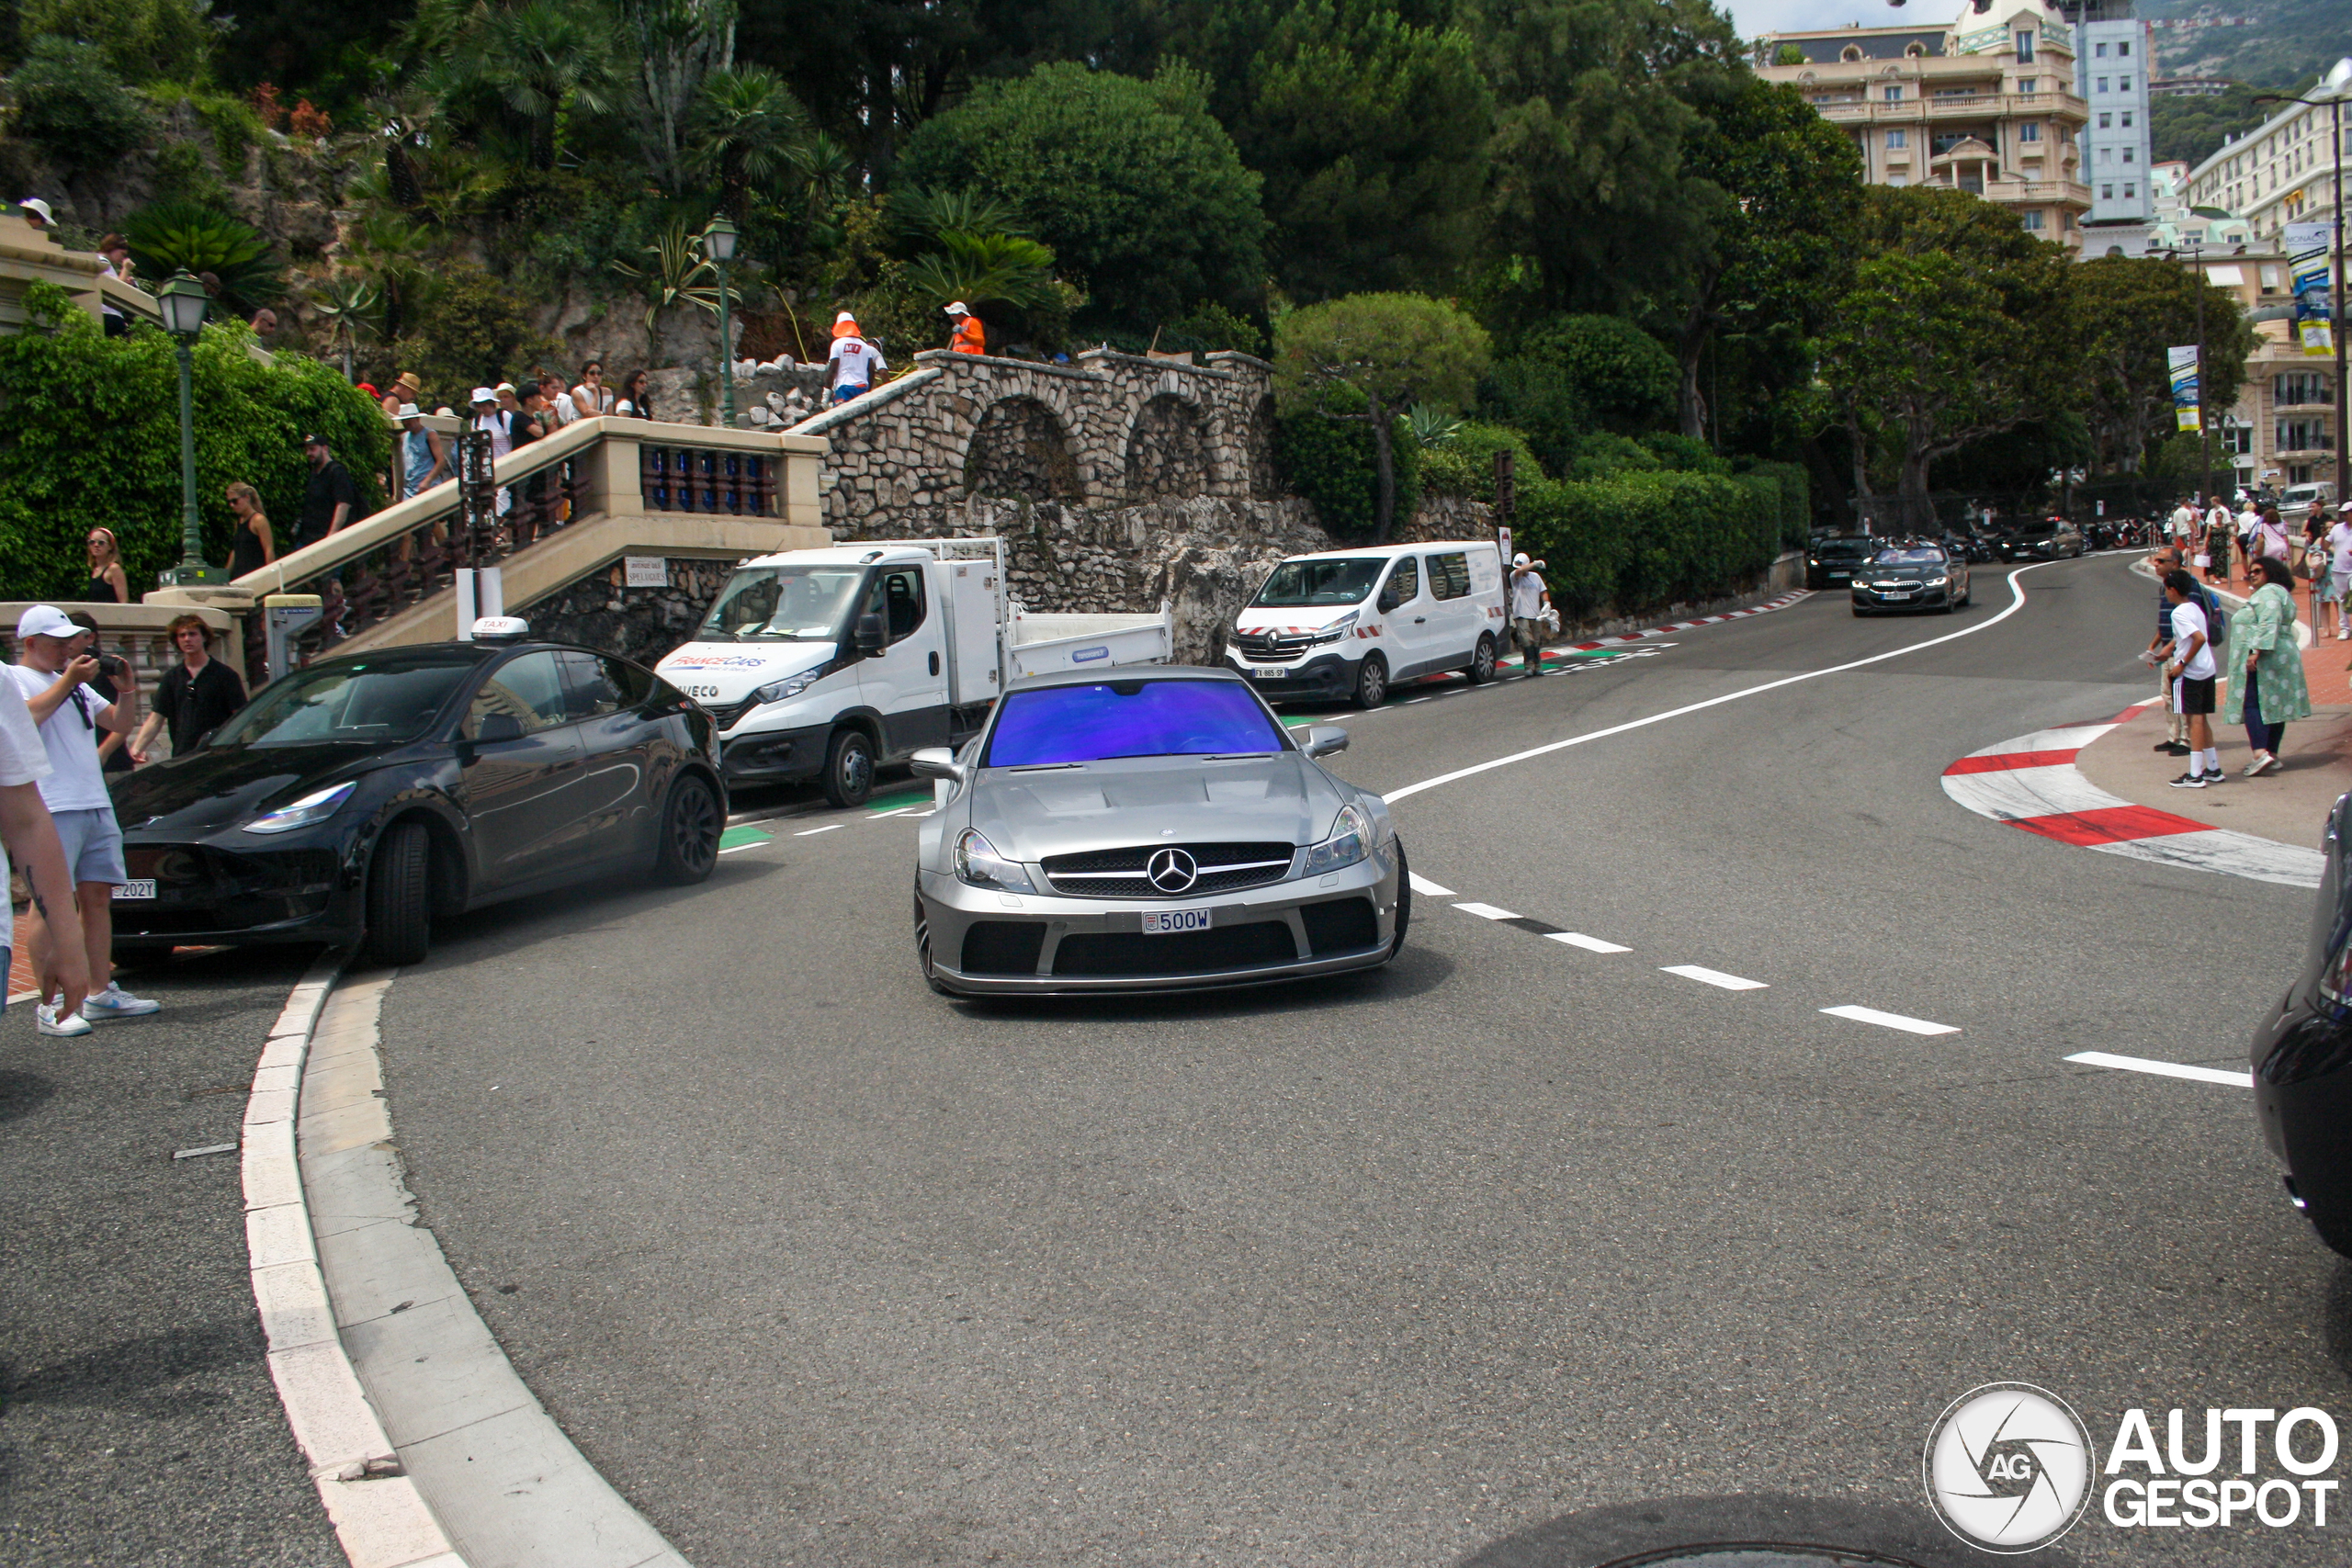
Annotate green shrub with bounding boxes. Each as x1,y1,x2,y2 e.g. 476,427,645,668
123,198,281,308
1513,467,1785,617
1159,300,1266,357
1275,402,1419,540
394,261,558,411
1419,421,1539,502
22,0,212,84
7,37,156,171
181,88,265,172
1638,432,1726,473
1735,458,1811,549
1559,431,1659,480
1483,312,1680,474
0,283,390,601
148,140,229,206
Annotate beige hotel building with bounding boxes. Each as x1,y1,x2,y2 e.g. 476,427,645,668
1758,0,2094,246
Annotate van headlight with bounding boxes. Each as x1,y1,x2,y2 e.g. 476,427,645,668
754,669,820,705
244,781,356,835
954,829,1035,893
1309,612,1360,646
1303,803,1371,876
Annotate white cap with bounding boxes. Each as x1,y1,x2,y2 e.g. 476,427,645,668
18,197,52,225
471,615,530,642
1512,552,1531,568
469,386,496,403
945,300,969,314
17,603,78,639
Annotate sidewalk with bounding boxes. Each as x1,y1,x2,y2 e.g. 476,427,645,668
2076,699,2352,850
2188,548,2352,704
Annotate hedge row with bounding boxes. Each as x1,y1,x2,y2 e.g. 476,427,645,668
1514,463,1808,616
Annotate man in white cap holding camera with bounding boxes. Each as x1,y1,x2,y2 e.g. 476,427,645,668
1510,553,1552,678
6,604,157,1034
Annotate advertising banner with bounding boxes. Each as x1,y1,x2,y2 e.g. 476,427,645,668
2168,344,2201,432
2286,220,2335,356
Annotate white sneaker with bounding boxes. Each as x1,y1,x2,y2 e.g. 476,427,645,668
35,1002,93,1037
81,983,161,1020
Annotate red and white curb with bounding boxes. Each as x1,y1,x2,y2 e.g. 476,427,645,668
1550,590,1812,656
1939,702,2324,888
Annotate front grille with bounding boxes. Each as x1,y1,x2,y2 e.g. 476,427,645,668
701,697,760,731
1299,896,1380,954
1050,920,1297,976
1041,841,1296,898
962,921,1046,976
1230,629,1322,661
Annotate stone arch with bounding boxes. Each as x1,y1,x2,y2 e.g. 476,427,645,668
962,394,1080,502
1124,393,1216,500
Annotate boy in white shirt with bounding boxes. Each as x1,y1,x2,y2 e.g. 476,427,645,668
2160,570,2222,788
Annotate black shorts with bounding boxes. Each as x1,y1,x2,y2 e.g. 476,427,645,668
2175,674,2216,715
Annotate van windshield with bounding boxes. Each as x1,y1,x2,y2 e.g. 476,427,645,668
695,566,867,642
1251,558,1385,608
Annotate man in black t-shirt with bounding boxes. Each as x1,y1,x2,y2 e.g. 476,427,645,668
131,615,247,761
296,434,361,548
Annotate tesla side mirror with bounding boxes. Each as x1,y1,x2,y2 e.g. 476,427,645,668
854,612,886,657
1302,726,1349,759
910,746,967,785
472,712,526,744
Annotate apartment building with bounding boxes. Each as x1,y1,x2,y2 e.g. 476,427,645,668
1757,0,2093,244
2186,90,2346,243
2056,0,2154,222
2172,250,2335,491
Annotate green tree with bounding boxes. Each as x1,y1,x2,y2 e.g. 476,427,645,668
2150,76,2315,167
123,200,283,310
1665,71,1862,440
1226,0,1492,301
2071,255,2256,475
5,37,156,171
687,63,808,216
395,260,558,407
0,285,389,599
1463,0,1739,317
1483,313,1679,475
620,0,738,191
1273,291,1490,539
420,0,621,171
893,62,1267,334
20,0,213,83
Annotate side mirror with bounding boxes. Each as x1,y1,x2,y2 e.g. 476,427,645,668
854,612,886,658
1301,725,1349,759
1376,587,1399,613
910,746,967,785
472,711,526,744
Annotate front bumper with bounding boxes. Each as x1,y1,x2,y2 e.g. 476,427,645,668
919,847,1400,994
112,838,361,949
719,721,831,784
1851,584,1951,611
1223,649,1357,701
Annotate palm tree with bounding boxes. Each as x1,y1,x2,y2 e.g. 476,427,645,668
309,276,380,380
473,0,620,170
686,65,807,218
345,209,436,344
903,231,1057,312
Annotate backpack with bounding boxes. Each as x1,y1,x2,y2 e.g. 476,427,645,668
2194,586,2226,653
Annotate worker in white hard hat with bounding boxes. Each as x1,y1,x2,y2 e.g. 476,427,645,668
946,300,985,356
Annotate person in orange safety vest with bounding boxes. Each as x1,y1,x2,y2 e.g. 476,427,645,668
946,300,985,355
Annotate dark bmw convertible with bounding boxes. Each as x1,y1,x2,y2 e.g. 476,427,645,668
108,634,726,966
2255,791,2352,1258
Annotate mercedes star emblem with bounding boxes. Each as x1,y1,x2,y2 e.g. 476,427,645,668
1146,847,1199,894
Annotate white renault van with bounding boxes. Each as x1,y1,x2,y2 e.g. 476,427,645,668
1226,541,1506,707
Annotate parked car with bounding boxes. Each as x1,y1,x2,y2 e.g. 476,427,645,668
1807,535,1877,589
108,626,725,966
2254,790,2352,1258
1227,542,1505,708
2279,480,2337,531
1995,519,2084,561
909,667,1408,996
1850,545,1971,615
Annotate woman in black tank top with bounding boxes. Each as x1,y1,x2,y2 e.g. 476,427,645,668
226,482,275,579
85,526,127,603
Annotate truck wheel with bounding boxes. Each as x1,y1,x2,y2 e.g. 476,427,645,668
1465,636,1498,684
361,821,431,967
821,728,876,807
653,773,721,885
1351,653,1388,709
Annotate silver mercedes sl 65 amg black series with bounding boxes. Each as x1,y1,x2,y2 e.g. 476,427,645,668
910,667,1409,996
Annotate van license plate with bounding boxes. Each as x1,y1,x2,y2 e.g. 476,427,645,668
113,880,156,901
1251,667,1283,680
1141,908,1212,934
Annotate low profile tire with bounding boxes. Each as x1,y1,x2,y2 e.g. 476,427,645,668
1351,653,1389,709
1465,635,1498,685
1388,839,1413,959
820,728,876,807
914,885,954,996
361,820,431,967
1850,605,1868,617
654,773,721,885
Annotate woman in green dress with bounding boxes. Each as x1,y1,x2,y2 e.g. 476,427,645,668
2229,555,2312,776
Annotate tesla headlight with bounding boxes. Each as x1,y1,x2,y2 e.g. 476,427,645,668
954,829,1034,893
1310,612,1361,645
244,781,356,835
1304,803,1372,876
753,669,820,705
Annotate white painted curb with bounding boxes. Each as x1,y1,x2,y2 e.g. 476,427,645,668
244,956,469,1568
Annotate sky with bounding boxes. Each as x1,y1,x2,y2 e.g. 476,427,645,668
1724,0,1944,39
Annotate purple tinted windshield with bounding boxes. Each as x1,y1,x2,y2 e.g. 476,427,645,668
984,680,1285,767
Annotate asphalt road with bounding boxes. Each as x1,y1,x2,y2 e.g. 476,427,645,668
375,555,2352,1567
0,945,344,1568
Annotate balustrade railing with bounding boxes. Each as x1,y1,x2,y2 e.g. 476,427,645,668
639,443,781,515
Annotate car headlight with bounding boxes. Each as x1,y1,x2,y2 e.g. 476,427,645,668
1925,574,1949,586
954,829,1034,893
1303,803,1372,877
244,781,356,835
753,669,820,705
1310,612,1360,646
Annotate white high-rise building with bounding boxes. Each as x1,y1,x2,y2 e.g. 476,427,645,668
2057,0,2154,223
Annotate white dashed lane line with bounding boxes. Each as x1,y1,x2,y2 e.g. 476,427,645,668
1660,964,1770,991
1547,931,1631,953
2065,1051,2253,1089
795,824,842,836
1453,902,1519,920
1408,873,1456,897
1821,1004,1961,1036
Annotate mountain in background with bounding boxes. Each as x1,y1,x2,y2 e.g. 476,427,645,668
2140,0,2352,88
2151,74,2318,165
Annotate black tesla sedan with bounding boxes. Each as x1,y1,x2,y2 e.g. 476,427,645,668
2254,792,2352,1258
108,635,725,966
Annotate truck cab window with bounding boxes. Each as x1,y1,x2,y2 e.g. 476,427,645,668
865,568,927,643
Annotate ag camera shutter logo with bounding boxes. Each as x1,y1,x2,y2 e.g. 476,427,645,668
1923,1382,2095,1552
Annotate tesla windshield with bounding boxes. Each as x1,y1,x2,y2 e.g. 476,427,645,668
984,681,1287,767
695,565,867,641
207,654,481,748
1250,558,1385,608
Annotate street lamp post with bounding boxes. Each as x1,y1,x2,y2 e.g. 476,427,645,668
2256,57,2351,500
156,270,226,589
703,217,740,429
